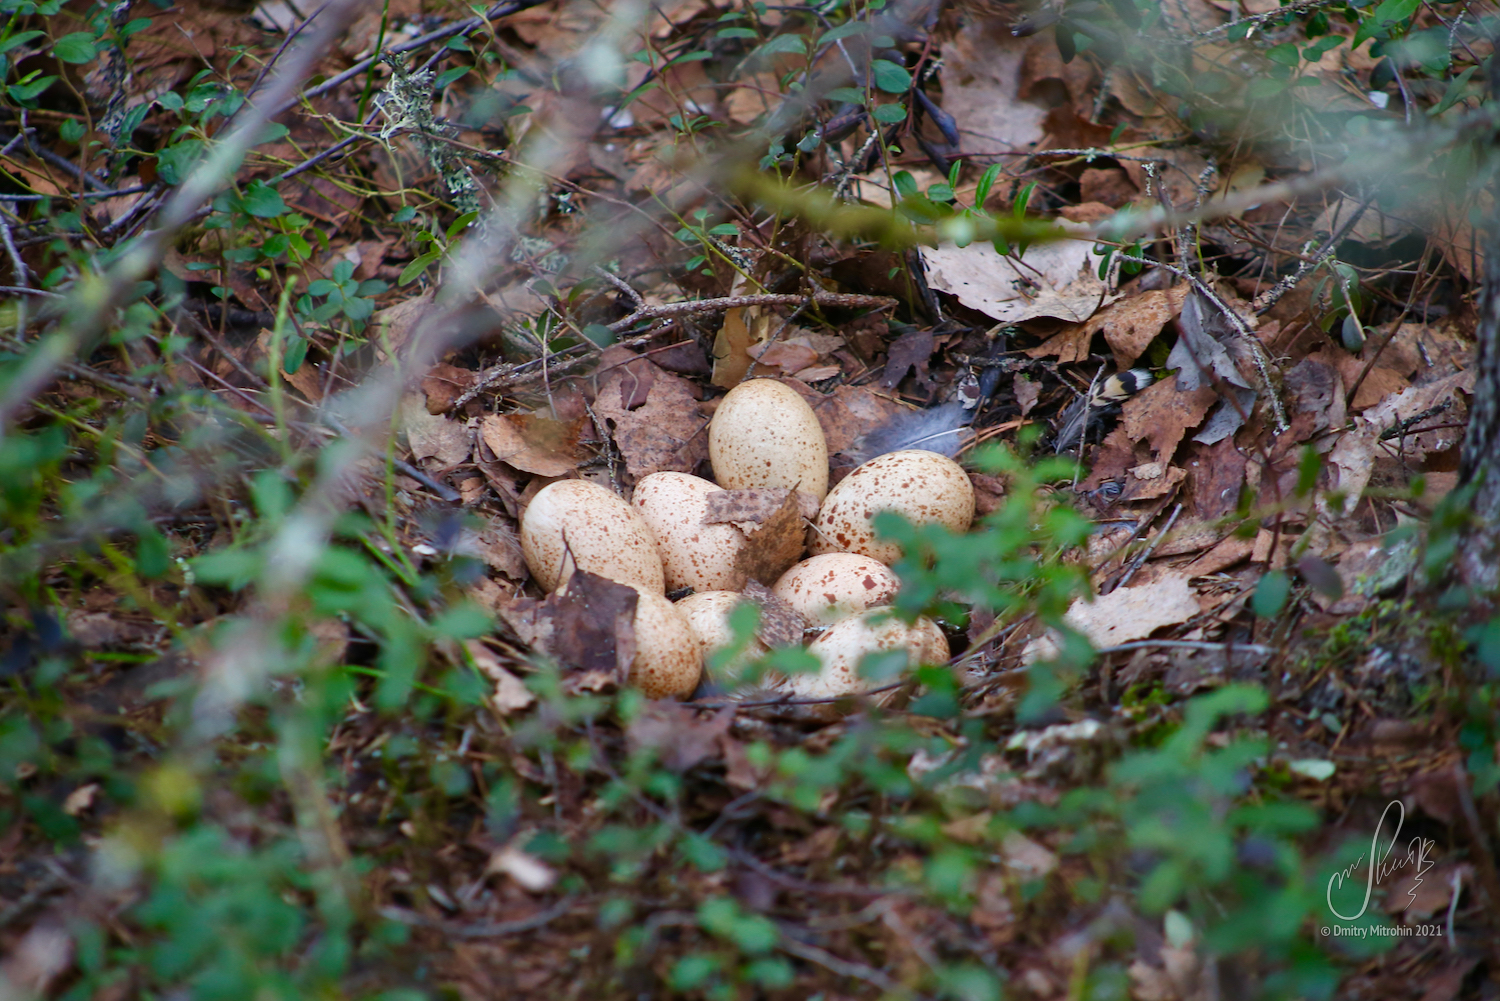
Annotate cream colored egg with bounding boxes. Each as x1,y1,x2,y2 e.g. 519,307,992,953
708,378,829,501
772,553,901,626
628,586,703,698
783,608,949,700
810,450,975,565
674,590,768,684
520,480,665,594
633,472,746,592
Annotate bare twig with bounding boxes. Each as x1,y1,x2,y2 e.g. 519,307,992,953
1095,639,1276,656
377,895,579,938
777,936,917,997
1114,502,1182,590
1251,191,1377,315
607,290,897,333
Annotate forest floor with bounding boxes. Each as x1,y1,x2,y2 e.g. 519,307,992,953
2,0,1499,998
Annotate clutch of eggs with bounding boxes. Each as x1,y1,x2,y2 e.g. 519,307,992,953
515,378,978,704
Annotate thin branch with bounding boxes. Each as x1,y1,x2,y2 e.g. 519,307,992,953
608,290,897,333
377,895,579,938
1252,190,1377,315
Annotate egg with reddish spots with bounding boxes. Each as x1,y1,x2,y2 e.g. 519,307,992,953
520,480,665,594
708,378,829,501
772,553,900,625
557,578,700,698
633,472,747,592
626,585,703,698
809,450,975,564
781,608,949,701
674,590,768,684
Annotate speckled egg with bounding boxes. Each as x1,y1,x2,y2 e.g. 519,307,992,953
708,378,829,501
782,608,949,700
674,590,768,684
772,553,901,626
520,480,665,594
627,585,703,698
809,450,974,564
633,472,746,592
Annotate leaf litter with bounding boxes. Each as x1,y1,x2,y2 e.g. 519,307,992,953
7,0,1495,996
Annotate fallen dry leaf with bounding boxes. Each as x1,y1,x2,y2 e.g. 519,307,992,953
742,579,807,650
479,413,584,478
402,395,472,466
1121,374,1218,467
922,228,1117,324
939,20,1047,156
1064,575,1202,649
593,363,710,480
712,305,771,388
464,639,536,714
454,525,527,580
626,702,733,771
487,846,557,891
421,363,478,413
494,572,638,693
705,488,815,586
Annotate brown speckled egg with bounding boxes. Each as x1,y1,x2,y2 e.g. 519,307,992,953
633,472,746,592
674,590,767,684
627,585,703,698
783,608,949,700
708,379,829,501
810,450,974,565
520,480,665,594
772,553,900,626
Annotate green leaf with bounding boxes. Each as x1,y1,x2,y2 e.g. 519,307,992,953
0,30,44,55
238,180,286,218
399,250,441,286
1353,0,1419,46
975,163,1003,206
430,603,493,639
282,335,309,374
825,85,866,103
818,21,868,45
59,118,84,143
872,102,906,123
445,211,479,243
192,548,262,590
52,32,98,64
154,138,204,185
343,296,375,322
7,73,55,104
716,26,758,38
435,65,469,89
752,33,807,58
581,323,616,347
1013,180,1037,218
1245,77,1287,100
445,33,472,51
871,58,910,94
1432,64,1478,115
1266,43,1300,67
306,279,338,296
254,121,290,145
1252,569,1290,618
